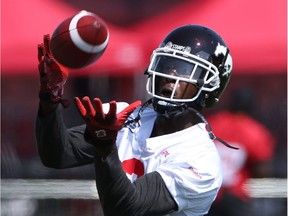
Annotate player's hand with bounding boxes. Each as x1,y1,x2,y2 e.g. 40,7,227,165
74,97,141,147
38,34,69,107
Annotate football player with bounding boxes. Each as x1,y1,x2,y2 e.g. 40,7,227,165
36,24,235,216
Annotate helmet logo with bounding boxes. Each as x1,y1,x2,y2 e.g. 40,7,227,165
214,43,228,57
164,42,191,54
223,54,232,77
215,43,232,77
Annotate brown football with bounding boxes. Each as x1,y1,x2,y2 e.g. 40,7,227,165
50,10,109,69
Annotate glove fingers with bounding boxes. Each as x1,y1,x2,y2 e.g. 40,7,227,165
43,34,52,57
74,97,87,117
82,97,96,117
93,98,105,120
107,101,117,120
38,43,45,62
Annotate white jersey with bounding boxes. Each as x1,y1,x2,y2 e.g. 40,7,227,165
105,102,222,216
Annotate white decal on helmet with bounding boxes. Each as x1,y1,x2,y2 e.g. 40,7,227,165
214,43,227,57
215,43,232,77
223,54,233,77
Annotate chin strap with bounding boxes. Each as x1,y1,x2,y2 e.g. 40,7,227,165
123,98,153,130
124,98,239,150
152,99,188,118
188,107,239,150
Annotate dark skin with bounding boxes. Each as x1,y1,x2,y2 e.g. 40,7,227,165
151,70,201,137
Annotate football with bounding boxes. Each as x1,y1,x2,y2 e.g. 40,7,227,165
50,10,109,69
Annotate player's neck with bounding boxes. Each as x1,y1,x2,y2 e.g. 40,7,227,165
150,110,201,137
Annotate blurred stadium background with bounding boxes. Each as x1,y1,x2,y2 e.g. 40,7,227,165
1,0,287,215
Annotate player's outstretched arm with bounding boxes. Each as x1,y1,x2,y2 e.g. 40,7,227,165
36,35,95,168
36,104,96,168
74,97,177,215
38,34,69,111
74,96,141,158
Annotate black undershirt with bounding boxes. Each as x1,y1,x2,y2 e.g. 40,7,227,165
36,104,178,215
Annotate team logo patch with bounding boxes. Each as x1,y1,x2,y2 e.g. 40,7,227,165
161,150,170,158
122,158,144,179
94,129,107,137
214,43,232,77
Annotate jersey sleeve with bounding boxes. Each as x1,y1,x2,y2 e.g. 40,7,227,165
36,104,96,168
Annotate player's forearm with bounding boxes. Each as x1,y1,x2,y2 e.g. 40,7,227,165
39,100,58,116
94,150,177,216
36,104,70,168
36,104,94,168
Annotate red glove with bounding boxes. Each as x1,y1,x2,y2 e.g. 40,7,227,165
38,34,69,107
74,97,142,147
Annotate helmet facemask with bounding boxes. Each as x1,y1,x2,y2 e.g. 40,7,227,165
146,47,220,105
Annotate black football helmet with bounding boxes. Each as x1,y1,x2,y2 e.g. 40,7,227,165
146,24,232,116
